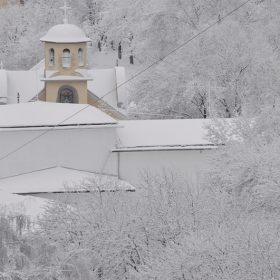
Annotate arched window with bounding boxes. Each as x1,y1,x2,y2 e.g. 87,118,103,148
60,88,73,103
49,48,54,67
62,49,71,68
57,85,79,104
78,48,84,66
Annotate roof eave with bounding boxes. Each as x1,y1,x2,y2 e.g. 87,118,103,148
40,38,91,43
112,145,217,152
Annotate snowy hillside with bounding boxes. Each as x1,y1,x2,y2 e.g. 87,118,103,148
88,45,144,80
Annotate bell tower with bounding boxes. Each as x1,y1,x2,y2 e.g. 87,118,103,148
40,2,92,104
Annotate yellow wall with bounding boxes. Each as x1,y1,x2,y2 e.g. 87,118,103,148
0,0,19,8
45,42,87,74
46,81,88,104
44,42,88,104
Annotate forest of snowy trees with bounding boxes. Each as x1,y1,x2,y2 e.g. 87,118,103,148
1,0,280,119
1,0,280,279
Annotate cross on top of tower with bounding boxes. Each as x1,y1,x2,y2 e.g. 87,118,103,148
59,1,71,24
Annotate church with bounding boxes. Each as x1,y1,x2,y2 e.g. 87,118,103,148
0,4,215,214
0,2,127,120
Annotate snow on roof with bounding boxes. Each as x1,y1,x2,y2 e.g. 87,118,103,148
0,69,8,103
40,24,91,43
115,67,126,105
29,59,45,71
115,119,214,150
7,71,44,104
0,166,135,194
87,69,118,107
41,75,93,81
0,190,48,218
0,102,117,128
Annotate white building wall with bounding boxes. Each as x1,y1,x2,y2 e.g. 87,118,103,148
118,149,213,186
0,127,118,179
54,128,118,175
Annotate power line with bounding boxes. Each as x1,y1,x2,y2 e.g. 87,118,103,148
0,0,252,162
99,0,252,100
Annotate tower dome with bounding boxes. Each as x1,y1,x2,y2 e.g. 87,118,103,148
40,24,91,43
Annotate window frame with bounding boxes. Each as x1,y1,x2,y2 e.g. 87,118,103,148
49,48,55,67
60,88,74,103
78,48,84,67
62,49,71,68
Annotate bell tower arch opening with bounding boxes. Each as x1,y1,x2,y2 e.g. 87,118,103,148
62,49,71,68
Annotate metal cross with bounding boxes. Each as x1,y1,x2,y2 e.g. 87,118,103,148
59,1,71,24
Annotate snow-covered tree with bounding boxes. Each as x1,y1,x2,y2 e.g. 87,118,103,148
26,169,280,279
90,0,280,119
0,0,82,70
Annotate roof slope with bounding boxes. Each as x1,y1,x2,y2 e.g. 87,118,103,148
0,166,135,194
0,102,117,128
87,69,118,106
115,119,214,150
0,70,7,103
7,71,45,104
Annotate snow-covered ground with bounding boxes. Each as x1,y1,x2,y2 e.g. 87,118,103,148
88,45,144,80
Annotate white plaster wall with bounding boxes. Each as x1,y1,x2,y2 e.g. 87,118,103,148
0,127,118,179
118,150,214,186
0,130,56,178
54,128,118,175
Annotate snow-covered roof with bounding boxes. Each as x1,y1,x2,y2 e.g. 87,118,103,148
87,69,118,107
29,59,45,71
40,24,91,43
0,60,44,104
7,71,44,104
87,68,128,119
0,69,8,103
0,166,135,194
115,119,215,151
0,102,117,128
115,67,126,105
0,190,48,218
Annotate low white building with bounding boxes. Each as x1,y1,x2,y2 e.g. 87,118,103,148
115,119,215,185
0,102,215,197
0,8,216,215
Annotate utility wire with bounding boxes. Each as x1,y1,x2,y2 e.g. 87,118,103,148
0,0,252,162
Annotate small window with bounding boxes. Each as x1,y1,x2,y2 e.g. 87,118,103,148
62,49,71,68
60,88,74,103
78,48,84,66
49,48,54,67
